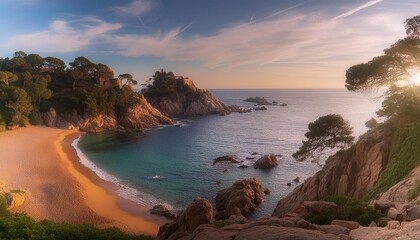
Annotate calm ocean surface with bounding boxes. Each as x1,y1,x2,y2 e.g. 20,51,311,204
76,89,382,218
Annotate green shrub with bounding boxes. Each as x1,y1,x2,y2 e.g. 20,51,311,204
304,195,383,226
364,125,420,200
0,212,153,240
0,194,9,218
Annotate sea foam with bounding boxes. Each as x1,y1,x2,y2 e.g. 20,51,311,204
71,136,172,209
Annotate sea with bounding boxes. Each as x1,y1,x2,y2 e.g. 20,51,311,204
75,89,383,218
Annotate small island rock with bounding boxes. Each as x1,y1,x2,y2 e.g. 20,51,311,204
253,154,279,169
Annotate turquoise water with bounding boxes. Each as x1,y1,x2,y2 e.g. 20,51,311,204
76,89,382,218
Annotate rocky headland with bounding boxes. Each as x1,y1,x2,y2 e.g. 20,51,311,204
145,78,231,117
40,93,174,132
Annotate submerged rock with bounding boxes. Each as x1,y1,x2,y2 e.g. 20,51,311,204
213,155,241,165
253,106,267,111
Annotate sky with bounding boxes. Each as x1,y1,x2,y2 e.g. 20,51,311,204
0,0,418,89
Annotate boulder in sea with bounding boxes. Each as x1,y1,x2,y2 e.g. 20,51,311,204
214,177,264,220
287,182,292,186
157,197,213,240
253,154,279,169
228,105,252,113
253,106,267,111
213,155,241,165
150,204,176,219
293,177,300,183
279,103,288,107
264,188,271,195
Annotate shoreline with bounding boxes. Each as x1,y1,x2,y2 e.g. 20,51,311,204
0,126,167,236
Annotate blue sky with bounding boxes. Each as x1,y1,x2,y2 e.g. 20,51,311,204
0,0,418,88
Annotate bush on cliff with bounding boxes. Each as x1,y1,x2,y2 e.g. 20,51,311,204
304,195,383,226
0,213,152,240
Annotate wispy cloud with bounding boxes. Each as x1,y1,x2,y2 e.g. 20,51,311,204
6,17,121,53
113,0,154,17
333,0,384,20
110,11,404,68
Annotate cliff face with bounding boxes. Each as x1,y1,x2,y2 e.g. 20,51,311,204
273,128,393,217
145,78,230,117
41,94,174,132
119,94,174,129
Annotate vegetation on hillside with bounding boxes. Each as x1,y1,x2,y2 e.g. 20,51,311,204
0,194,152,240
0,52,139,130
304,195,383,226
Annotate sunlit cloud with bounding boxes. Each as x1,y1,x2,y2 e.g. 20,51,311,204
113,0,154,17
333,0,384,20
110,11,404,68
6,17,122,53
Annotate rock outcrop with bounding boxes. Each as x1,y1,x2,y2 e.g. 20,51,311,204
0,183,25,209
157,197,213,240
40,93,174,132
150,204,176,219
160,215,348,240
253,154,279,169
118,94,174,129
273,128,393,217
214,177,264,219
145,78,230,117
350,219,420,240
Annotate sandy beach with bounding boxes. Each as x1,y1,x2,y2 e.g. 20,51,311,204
0,126,166,236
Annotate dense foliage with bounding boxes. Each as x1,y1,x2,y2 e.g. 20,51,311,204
292,114,354,162
142,70,179,96
304,195,383,226
0,52,138,130
0,213,152,240
0,194,152,240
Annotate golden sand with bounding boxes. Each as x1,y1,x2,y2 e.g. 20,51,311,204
0,126,165,236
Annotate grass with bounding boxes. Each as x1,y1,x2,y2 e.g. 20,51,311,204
364,125,420,201
304,195,383,226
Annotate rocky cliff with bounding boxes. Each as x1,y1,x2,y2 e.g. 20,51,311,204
41,93,174,132
273,127,393,217
145,78,230,117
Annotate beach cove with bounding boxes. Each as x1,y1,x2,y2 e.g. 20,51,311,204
0,126,166,236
